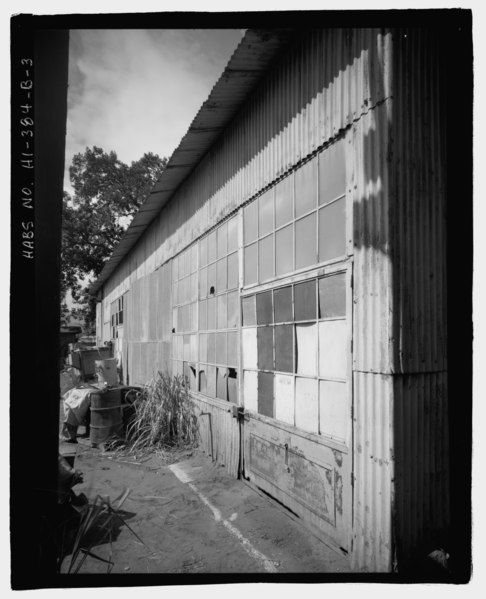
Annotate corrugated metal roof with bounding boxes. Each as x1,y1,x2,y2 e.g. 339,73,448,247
91,29,296,295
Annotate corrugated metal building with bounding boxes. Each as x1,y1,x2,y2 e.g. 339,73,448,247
92,28,451,572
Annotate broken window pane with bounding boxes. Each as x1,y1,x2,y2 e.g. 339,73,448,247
294,280,316,321
275,324,293,373
227,252,239,290
295,212,317,270
256,290,273,325
227,368,238,404
258,234,274,283
318,197,346,262
295,377,319,434
217,221,227,259
274,286,293,323
199,333,208,363
216,331,227,365
199,367,207,394
244,243,257,286
207,230,217,264
319,273,346,319
244,201,258,244
207,296,216,330
217,257,227,293
296,322,317,376
275,175,293,228
217,293,227,330
257,326,274,370
227,330,238,366
207,332,216,364
319,138,346,206
199,236,207,268
207,262,217,294
258,372,274,418
227,216,238,254
242,295,256,326
275,224,293,276
226,291,239,329
295,157,317,218
258,189,274,238
216,367,227,400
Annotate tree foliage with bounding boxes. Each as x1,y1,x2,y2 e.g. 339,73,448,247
61,147,167,331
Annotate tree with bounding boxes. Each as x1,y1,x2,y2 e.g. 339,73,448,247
61,147,167,332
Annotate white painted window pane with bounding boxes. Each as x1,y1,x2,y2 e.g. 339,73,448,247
227,216,238,254
275,374,294,426
295,157,317,218
259,189,274,238
190,244,198,273
296,323,317,376
217,221,227,259
199,333,207,363
199,267,207,299
183,335,191,361
258,234,274,283
227,252,239,290
318,319,348,379
319,380,347,441
275,224,293,276
217,293,227,331
190,273,198,301
207,230,217,264
190,334,197,362
172,255,179,282
244,370,258,412
199,236,207,268
244,201,258,244
295,212,317,270
244,243,258,285
226,290,239,329
217,257,227,293
242,327,257,369
295,377,319,434
275,175,293,228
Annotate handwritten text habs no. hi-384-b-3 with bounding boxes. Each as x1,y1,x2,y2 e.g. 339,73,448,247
19,58,34,259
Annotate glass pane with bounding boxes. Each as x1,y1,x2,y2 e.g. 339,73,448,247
207,262,217,295
318,198,346,262
258,372,274,418
319,380,347,440
319,273,346,318
206,365,216,397
294,280,316,321
190,273,198,301
227,216,238,253
257,326,274,370
227,290,239,329
190,244,198,273
319,138,346,206
295,377,318,434
275,324,293,373
172,255,179,282
207,332,216,364
207,230,217,263
242,295,256,326
228,369,238,404
217,257,227,293
199,236,207,268
199,267,207,299
275,224,293,276
227,252,239,290
216,331,227,365
244,243,257,286
216,367,227,400
274,286,292,323
318,320,348,379
199,333,207,363
244,370,258,412
296,322,317,376
217,293,227,330
295,212,317,270
256,290,273,325
295,157,317,218
227,330,238,366
258,189,274,238
244,201,258,244
275,175,293,228
258,234,274,283
217,221,227,259
207,296,216,330
183,335,191,361
242,327,257,369
275,374,294,425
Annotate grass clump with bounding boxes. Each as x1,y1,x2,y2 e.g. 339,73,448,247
125,371,199,454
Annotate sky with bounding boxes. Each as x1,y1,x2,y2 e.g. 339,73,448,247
65,28,245,193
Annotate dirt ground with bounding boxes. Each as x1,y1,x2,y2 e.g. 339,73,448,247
59,436,351,575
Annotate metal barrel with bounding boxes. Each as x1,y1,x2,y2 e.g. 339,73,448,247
89,388,123,446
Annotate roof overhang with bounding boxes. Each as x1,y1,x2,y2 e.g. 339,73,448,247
90,28,296,295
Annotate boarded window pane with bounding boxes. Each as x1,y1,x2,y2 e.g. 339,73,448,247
199,236,207,267
319,380,347,440
294,280,316,321
318,197,346,262
227,252,238,290
207,296,216,330
217,257,227,293
199,333,208,363
206,365,216,397
217,293,227,330
244,243,257,285
258,189,274,237
258,372,274,418
242,295,256,326
256,290,273,325
217,221,227,259
207,230,217,263
295,213,317,269
244,370,258,412
275,224,293,276
275,175,293,228
319,139,346,206
257,326,274,370
216,331,227,365
274,286,292,323
207,332,216,364
275,324,293,373
318,320,348,379
275,374,294,425
207,262,217,294
228,369,238,404
296,323,317,376
227,216,238,254
258,234,274,283
295,377,318,434
319,273,346,318
199,267,207,299
227,291,239,329
216,367,227,400
227,330,238,366
242,327,257,369
244,201,258,244
295,157,317,218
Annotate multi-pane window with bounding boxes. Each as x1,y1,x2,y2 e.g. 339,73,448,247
111,296,124,339
243,138,346,285
241,271,349,441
